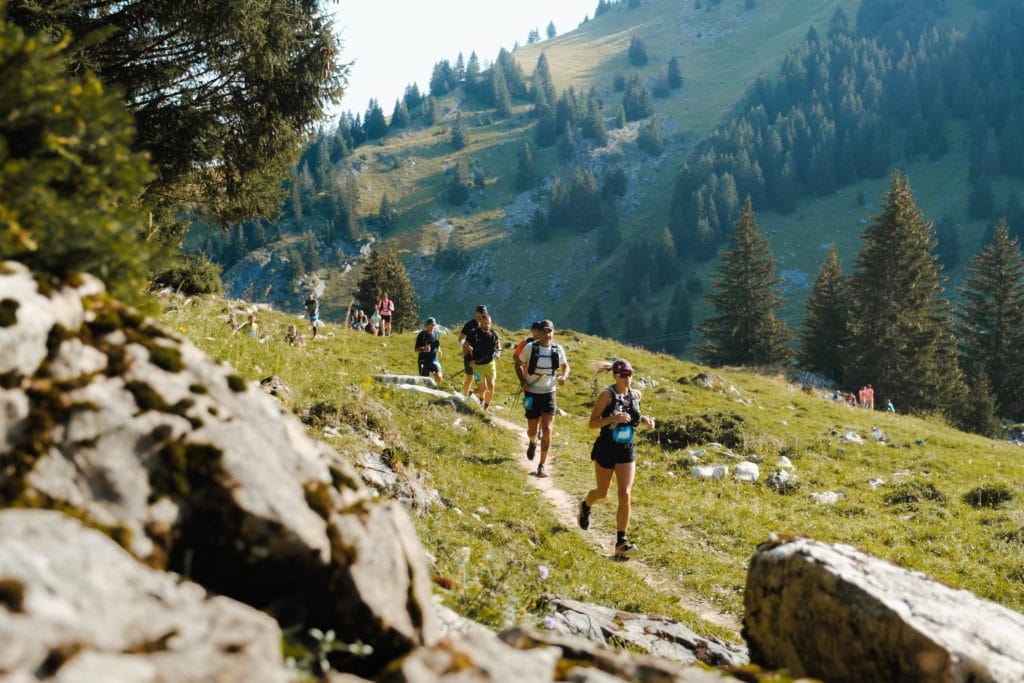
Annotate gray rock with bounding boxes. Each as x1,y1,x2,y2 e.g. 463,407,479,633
0,509,289,683
0,263,439,671
744,536,1024,682
382,630,560,682
734,462,759,482
541,598,747,668
498,626,737,682
765,469,795,493
375,374,437,388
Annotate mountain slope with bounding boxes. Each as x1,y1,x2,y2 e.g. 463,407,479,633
218,0,1022,356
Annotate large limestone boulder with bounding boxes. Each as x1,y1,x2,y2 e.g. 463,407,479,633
0,262,438,672
0,509,289,682
743,535,1024,682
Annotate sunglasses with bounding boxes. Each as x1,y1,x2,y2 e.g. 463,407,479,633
540,327,553,332
616,370,633,377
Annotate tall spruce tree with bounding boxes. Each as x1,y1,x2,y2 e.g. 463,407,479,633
355,248,417,333
8,0,344,239
697,198,793,366
956,220,1024,420
514,143,536,191
846,172,961,414
798,245,848,381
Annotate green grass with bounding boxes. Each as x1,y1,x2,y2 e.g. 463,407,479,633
161,294,1024,647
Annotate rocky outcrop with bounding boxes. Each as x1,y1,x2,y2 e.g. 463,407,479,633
743,535,1024,682
0,509,290,682
541,597,747,667
0,262,438,674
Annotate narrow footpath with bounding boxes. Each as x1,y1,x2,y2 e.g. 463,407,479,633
487,412,741,634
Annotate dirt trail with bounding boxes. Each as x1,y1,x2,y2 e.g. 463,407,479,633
487,412,741,634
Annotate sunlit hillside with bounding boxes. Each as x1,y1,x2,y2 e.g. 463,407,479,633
163,293,1024,640
214,0,1022,358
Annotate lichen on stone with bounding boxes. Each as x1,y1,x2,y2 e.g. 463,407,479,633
0,577,27,613
226,374,247,392
0,298,18,327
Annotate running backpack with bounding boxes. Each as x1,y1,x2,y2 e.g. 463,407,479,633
525,341,562,376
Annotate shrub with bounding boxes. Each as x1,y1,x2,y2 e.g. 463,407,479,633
963,485,1014,509
650,411,746,449
150,255,223,295
0,20,164,304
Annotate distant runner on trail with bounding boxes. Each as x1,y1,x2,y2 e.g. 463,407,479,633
414,317,442,384
377,292,394,336
304,292,319,337
458,305,488,397
514,319,569,479
467,314,499,411
578,358,655,559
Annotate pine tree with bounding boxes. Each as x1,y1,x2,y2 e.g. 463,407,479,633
697,198,793,366
355,248,418,333
514,143,536,191
363,99,388,139
627,36,649,66
798,245,848,381
390,98,410,129
622,74,654,122
957,371,1002,437
491,67,512,117
956,220,1024,420
846,172,961,414
9,0,344,236
0,19,163,305
662,283,694,354
546,21,557,39
935,213,962,272
637,118,664,155
450,114,468,150
585,300,608,336
667,56,683,90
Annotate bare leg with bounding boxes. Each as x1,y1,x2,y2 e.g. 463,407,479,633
538,413,554,464
614,462,636,534
585,463,615,507
526,417,539,444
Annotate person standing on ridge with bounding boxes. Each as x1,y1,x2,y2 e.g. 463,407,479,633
459,305,488,397
415,317,443,384
514,319,569,478
578,358,655,559
304,292,319,338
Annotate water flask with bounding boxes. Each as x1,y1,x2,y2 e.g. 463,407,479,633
612,424,634,443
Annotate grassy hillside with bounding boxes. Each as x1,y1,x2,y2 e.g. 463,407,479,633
161,294,1024,642
222,0,1022,357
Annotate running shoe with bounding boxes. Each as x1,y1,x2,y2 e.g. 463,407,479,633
578,500,590,530
526,443,536,460
614,539,638,558
536,464,548,478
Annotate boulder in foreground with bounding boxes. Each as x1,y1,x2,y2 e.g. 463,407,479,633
743,535,1024,682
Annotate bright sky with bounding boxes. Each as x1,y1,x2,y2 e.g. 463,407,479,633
328,0,596,121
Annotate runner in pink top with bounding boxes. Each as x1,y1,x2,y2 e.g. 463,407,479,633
377,293,394,336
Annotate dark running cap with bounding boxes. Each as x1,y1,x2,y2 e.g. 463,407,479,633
425,317,436,325
612,359,634,375
476,305,488,313
530,320,542,330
